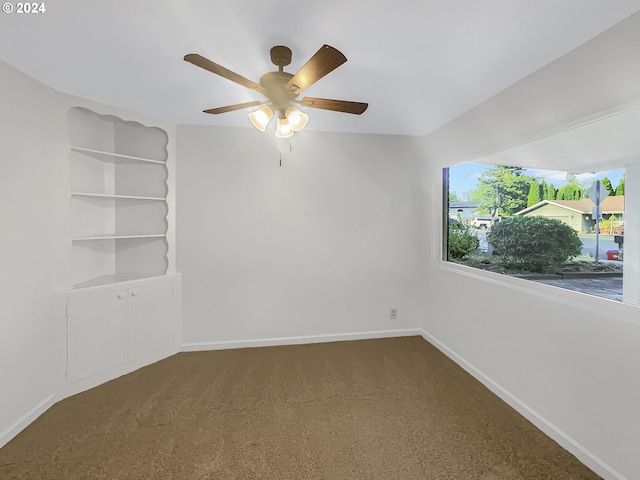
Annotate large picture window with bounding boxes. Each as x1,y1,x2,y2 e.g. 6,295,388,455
444,163,625,302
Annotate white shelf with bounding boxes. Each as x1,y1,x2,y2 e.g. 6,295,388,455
70,146,166,165
71,192,166,201
72,273,167,289
72,234,166,241
68,107,170,288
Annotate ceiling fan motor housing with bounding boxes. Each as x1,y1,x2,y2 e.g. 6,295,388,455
270,45,292,68
260,71,297,111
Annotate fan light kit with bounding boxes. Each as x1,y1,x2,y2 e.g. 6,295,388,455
184,45,368,137
249,105,308,137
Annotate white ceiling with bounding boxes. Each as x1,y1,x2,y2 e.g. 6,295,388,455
1,1,639,136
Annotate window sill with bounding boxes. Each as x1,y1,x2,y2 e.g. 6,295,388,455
435,259,640,325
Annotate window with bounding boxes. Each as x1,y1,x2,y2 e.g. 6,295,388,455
443,163,625,302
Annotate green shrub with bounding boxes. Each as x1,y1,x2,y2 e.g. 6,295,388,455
448,223,480,260
488,216,582,272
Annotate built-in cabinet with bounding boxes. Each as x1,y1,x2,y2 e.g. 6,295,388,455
58,107,181,389
67,107,169,288
65,278,177,383
66,287,129,383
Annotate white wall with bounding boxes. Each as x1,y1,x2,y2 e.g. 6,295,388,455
0,59,66,445
176,126,426,347
417,12,640,480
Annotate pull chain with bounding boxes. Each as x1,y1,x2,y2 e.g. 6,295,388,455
278,138,293,167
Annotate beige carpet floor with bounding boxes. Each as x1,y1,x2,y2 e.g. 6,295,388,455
0,336,600,479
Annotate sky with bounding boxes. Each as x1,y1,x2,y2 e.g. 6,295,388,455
449,163,625,200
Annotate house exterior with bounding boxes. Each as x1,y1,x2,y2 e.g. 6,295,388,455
515,196,624,233
448,201,480,221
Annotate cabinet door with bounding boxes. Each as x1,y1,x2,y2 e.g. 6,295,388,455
67,290,129,383
128,281,174,360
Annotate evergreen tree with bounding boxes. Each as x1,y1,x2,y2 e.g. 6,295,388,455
527,180,542,207
601,177,615,196
544,183,556,200
615,177,625,195
556,184,582,200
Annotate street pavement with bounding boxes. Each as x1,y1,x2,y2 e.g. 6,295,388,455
578,234,620,260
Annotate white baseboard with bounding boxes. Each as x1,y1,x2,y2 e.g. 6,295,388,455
0,393,56,449
419,329,627,480
181,328,423,352
0,345,181,450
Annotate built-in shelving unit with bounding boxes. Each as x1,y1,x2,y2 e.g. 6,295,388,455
70,146,168,165
68,107,169,288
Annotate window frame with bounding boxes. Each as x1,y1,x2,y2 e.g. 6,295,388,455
440,163,634,313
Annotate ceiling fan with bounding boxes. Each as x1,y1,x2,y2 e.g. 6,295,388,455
184,45,368,138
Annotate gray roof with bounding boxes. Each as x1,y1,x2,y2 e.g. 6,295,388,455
449,202,479,209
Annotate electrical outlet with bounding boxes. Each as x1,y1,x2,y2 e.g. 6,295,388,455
390,308,398,320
